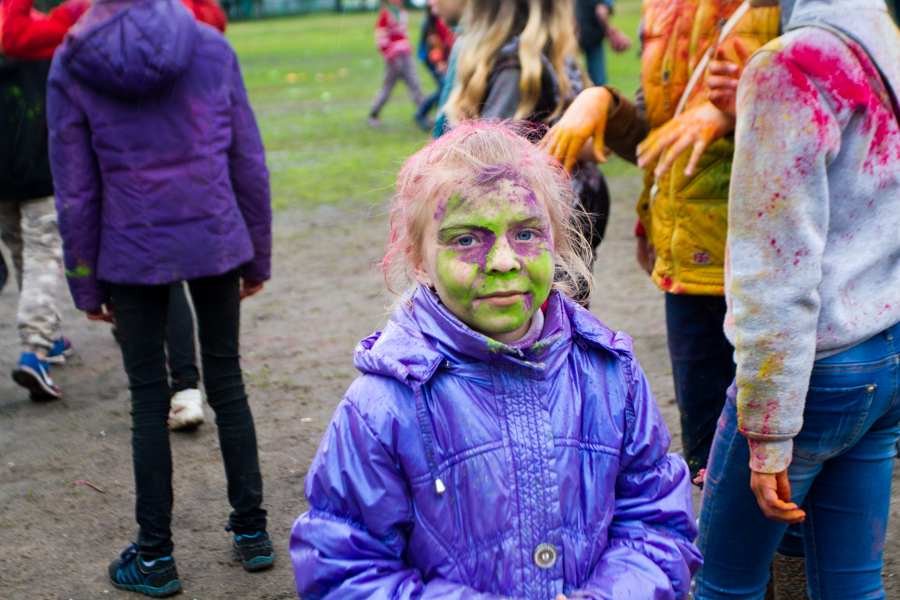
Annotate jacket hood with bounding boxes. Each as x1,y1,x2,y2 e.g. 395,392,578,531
353,286,633,387
60,0,197,99
783,0,900,110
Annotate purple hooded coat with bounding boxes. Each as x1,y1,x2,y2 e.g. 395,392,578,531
291,288,702,599
46,0,271,311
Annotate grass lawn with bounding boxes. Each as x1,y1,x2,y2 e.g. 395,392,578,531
226,0,644,211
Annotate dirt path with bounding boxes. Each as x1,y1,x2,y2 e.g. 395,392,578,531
1,174,897,599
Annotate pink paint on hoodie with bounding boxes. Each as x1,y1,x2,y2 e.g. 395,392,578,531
725,0,900,472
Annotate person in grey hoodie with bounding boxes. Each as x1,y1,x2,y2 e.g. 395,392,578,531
694,1,900,598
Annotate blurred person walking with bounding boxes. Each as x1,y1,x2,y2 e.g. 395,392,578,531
46,0,273,594
3,0,228,428
574,0,633,87
413,3,455,131
368,0,424,127
430,0,466,136
0,0,91,399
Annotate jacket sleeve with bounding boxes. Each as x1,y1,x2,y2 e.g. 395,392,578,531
46,69,108,311
291,398,515,600
227,50,272,282
573,357,702,600
726,48,838,473
481,66,522,121
603,86,649,165
0,0,83,60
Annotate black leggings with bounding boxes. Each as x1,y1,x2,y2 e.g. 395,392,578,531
110,268,266,559
166,283,200,393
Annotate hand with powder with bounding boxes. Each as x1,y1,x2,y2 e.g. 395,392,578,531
636,101,735,179
750,469,806,524
708,38,753,119
542,86,613,171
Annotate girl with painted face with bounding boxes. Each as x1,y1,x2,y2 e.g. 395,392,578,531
290,122,701,600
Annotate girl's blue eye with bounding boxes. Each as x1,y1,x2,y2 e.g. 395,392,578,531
517,231,535,241
457,236,475,247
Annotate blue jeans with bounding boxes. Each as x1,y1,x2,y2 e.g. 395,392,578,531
583,43,607,86
665,293,736,479
696,322,900,600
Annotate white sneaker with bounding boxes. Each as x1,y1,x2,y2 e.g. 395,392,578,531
168,388,205,431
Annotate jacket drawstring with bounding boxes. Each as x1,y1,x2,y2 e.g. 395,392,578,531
412,381,445,496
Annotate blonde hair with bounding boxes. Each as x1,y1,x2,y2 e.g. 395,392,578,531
443,0,582,123
384,121,594,302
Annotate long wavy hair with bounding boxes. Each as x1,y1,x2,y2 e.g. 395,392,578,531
443,0,582,123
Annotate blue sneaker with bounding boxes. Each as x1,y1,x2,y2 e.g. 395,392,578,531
108,543,181,598
231,529,274,571
45,337,74,364
11,352,61,400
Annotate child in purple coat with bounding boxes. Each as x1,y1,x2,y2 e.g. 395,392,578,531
47,0,273,595
290,122,701,599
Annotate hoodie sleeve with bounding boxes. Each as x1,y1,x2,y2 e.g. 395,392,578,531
46,66,108,311
291,398,515,600
574,358,702,600
227,50,272,282
603,86,650,165
726,45,840,473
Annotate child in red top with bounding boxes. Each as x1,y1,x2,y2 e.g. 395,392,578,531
368,0,424,127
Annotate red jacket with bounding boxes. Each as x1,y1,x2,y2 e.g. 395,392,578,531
1,0,226,60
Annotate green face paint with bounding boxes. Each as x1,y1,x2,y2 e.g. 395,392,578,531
426,181,554,343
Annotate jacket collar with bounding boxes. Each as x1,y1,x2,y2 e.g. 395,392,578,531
353,286,633,387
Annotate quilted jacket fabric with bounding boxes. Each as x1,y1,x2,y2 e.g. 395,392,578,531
636,0,780,295
46,0,270,311
291,287,701,599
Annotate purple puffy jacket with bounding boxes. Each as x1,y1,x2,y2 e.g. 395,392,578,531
291,288,702,599
46,0,271,311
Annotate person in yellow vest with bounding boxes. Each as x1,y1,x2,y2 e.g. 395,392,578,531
543,0,780,481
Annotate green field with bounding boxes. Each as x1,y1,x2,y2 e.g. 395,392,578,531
226,1,644,211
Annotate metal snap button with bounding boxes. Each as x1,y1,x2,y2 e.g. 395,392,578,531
867,385,876,393
533,543,557,569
